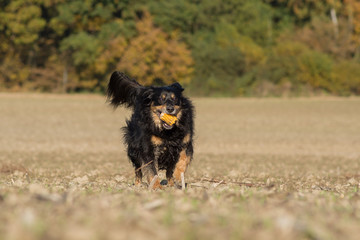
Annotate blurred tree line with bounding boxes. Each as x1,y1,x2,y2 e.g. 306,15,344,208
0,0,359,96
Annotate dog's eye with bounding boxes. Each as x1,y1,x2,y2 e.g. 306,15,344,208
159,94,166,102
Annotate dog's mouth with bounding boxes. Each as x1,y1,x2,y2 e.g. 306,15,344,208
156,111,175,130
162,122,173,130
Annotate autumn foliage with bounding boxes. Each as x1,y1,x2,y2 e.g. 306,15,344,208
117,12,193,86
0,0,359,96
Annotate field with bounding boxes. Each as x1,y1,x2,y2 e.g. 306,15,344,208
1,93,360,240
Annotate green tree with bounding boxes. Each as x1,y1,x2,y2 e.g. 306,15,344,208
191,21,247,96
1,0,360,96
0,0,47,90
149,0,277,46
333,60,360,94
257,41,339,95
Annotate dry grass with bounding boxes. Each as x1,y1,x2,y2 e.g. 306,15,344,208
0,93,359,240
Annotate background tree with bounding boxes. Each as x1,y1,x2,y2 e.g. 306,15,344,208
0,0,359,96
117,12,193,86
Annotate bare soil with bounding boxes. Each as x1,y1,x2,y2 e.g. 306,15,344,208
1,94,359,240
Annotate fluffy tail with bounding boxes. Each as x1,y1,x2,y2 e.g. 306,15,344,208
107,71,143,108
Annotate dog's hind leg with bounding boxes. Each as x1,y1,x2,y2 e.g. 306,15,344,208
173,149,191,189
166,169,175,187
134,168,142,186
130,155,143,186
181,173,185,190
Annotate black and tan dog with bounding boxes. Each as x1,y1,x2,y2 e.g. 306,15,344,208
107,72,194,189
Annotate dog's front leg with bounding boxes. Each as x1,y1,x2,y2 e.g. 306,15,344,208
173,149,191,190
142,159,162,190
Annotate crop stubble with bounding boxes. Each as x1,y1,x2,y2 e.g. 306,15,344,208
0,94,359,240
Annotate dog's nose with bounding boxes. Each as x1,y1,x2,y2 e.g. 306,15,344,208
166,106,175,114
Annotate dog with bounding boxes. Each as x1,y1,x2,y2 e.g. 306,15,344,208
107,71,194,189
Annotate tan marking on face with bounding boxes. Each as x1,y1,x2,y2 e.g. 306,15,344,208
151,103,165,112
151,103,165,128
173,149,191,182
151,135,163,145
183,134,190,144
175,109,182,126
170,93,175,99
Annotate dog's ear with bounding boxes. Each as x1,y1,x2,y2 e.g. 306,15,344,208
142,88,154,106
170,82,184,92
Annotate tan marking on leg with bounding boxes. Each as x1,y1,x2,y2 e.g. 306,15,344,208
135,169,142,186
183,134,190,144
151,135,163,145
147,174,162,190
167,177,174,187
173,150,191,183
141,161,161,189
135,176,142,186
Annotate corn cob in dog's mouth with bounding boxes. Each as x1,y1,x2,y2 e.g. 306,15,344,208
160,113,177,129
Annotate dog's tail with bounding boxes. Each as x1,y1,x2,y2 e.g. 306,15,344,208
107,71,143,108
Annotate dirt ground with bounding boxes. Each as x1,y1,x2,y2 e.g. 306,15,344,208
0,93,359,240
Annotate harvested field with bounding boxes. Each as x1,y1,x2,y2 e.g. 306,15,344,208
0,93,360,240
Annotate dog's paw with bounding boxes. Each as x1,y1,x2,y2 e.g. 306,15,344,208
148,175,162,190
160,179,168,186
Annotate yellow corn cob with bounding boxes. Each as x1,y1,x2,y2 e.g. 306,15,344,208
160,113,177,126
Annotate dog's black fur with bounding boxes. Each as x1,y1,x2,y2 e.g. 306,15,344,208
107,71,194,189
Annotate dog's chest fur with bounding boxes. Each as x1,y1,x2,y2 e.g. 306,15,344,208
151,134,188,170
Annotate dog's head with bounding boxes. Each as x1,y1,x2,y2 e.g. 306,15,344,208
145,83,184,130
